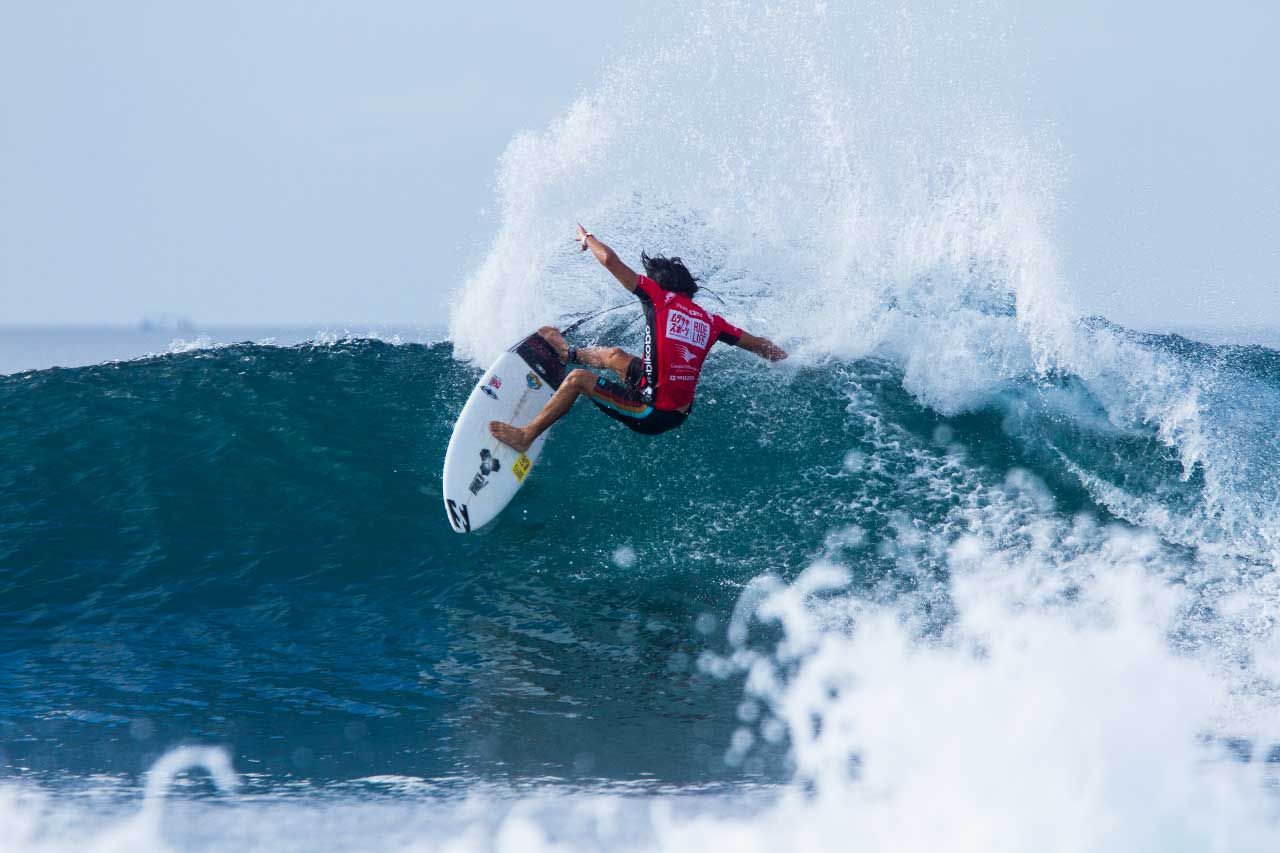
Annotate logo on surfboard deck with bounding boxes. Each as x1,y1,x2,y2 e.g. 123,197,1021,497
488,376,502,389
525,372,542,390
481,386,498,401
469,449,501,495
511,453,532,483
446,499,471,533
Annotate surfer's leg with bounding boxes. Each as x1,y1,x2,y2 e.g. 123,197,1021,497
490,368,596,453
540,326,634,379
572,346,636,379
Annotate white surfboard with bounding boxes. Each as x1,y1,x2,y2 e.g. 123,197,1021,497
442,333,566,533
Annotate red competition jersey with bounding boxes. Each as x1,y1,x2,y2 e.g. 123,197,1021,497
633,275,743,411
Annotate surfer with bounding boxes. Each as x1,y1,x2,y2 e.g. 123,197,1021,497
489,225,787,452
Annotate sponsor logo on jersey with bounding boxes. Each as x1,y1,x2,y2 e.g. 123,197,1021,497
676,344,699,363
643,322,654,388
665,310,710,348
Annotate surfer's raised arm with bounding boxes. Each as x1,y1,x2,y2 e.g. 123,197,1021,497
576,224,639,292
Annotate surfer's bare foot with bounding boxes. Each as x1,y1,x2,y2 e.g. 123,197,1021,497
489,421,533,453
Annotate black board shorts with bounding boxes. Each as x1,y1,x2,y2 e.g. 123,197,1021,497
590,358,689,436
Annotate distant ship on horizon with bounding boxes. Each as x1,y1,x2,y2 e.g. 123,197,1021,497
137,313,196,333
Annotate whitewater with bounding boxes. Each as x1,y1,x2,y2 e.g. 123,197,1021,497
4,1,1280,850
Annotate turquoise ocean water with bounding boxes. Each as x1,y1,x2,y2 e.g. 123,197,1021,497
4,324,1280,849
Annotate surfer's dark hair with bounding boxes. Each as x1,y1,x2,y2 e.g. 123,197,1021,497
641,252,699,296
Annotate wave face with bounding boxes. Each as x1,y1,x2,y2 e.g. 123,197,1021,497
3,329,1280,845
6,0,1280,848
0,339,772,785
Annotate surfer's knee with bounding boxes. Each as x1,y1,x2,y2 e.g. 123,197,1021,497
565,368,595,389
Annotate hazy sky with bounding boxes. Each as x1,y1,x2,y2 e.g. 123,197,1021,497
1015,3,1279,331
2,2,1276,330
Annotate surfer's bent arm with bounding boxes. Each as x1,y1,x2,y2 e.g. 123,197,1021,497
577,224,638,291
734,331,788,362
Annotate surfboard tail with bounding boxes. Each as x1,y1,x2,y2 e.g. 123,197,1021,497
444,498,471,533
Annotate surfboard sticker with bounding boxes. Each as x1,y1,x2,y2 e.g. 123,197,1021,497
441,333,562,532
445,499,470,533
511,453,532,483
